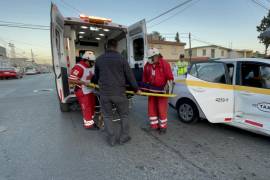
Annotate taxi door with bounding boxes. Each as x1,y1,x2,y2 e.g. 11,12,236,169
234,61,270,132
187,62,234,123
127,19,148,81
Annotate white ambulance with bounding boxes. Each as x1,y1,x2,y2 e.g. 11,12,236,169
170,58,270,136
50,3,148,112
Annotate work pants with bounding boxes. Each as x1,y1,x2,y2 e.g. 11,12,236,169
75,89,96,128
100,95,129,139
148,96,168,129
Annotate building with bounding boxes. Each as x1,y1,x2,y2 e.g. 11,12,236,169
148,37,186,62
0,57,11,68
185,45,253,60
9,58,30,67
229,49,253,58
0,46,7,58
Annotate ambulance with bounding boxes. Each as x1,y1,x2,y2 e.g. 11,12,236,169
50,3,148,112
170,58,270,136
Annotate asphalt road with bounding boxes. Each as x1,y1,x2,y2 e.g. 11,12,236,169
1,74,270,180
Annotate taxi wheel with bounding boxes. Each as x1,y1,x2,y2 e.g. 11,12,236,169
60,102,70,112
177,100,198,123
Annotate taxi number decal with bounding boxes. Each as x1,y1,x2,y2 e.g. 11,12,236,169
216,98,229,103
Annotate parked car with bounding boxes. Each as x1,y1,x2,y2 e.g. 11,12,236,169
25,67,38,75
14,67,24,78
170,58,270,136
0,67,23,79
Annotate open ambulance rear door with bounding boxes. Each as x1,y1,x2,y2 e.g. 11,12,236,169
127,19,148,82
51,3,70,112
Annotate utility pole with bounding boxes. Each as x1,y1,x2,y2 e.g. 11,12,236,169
188,32,192,64
8,43,16,58
31,49,35,63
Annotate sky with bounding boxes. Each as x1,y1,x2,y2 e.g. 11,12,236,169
0,0,268,64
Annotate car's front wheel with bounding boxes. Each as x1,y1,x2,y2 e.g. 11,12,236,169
177,99,199,123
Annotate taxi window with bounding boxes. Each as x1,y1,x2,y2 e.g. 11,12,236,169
260,66,270,89
189,64,198,77
240,63,270,89
191,63,227,84
226,64,234,84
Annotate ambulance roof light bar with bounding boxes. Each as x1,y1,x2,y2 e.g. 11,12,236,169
80,14,112,24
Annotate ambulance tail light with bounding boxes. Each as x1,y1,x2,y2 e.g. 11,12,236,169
224,118,232,122
80,14,112,24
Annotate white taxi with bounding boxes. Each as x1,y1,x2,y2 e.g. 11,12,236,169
170,58,270,136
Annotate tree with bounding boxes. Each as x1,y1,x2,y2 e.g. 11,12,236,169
149,31,166,41
175,32,180,43
257,10,270,56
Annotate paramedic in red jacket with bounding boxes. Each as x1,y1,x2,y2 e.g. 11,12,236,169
68,52,98,130
143,48,174,134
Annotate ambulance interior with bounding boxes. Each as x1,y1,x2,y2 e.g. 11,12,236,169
63,23,128,72
59,21,145,96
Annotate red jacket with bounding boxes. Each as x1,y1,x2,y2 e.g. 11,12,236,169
68,61,93,89
69,61,90,80
143,57,174,88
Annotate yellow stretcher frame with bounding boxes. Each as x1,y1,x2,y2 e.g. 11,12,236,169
87,83,177,98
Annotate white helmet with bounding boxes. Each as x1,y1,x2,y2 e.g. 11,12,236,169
148,48,160,58
82,52,96,62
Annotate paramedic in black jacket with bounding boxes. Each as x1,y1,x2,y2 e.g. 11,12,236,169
95,39,140,146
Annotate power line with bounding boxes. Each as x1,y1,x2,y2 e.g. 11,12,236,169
147,0,193,23
148,0,201,28
191,35,230,49
0,20,49,27
0,24,49,30
7,39,49,49
59,0,82,14
160,33,189,35
250,0,269,10
56,1,78,16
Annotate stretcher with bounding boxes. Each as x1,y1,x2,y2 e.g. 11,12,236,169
87,83,177,98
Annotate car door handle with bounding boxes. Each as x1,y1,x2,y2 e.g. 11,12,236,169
191,88,205,93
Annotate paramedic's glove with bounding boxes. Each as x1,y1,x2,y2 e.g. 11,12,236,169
164,80,173,94
136,90,142,95
83,80,91,87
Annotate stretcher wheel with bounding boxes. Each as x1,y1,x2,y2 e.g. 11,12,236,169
60,102,70,112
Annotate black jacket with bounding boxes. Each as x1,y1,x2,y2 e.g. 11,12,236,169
94,50,138,96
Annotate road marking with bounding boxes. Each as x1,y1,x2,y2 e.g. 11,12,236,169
33,89,53,93
0,126,7,133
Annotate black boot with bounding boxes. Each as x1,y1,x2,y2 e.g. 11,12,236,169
107,136,116,147
159,128,167,135
119,136,131,145
141,126,159,132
